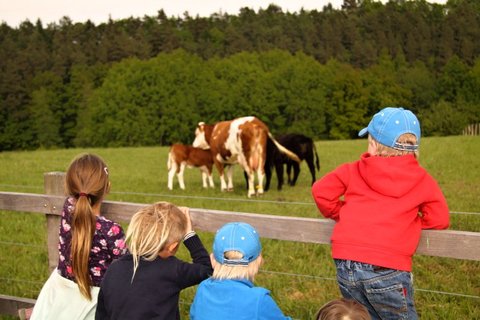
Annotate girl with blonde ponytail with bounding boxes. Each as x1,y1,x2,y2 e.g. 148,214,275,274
31,154,127,320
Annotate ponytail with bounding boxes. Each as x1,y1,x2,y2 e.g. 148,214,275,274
65,153,110,301
71,195,96,300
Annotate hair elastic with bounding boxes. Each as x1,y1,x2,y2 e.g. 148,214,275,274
79,192,88,197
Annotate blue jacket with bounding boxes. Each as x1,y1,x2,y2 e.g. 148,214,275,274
190,278,291,320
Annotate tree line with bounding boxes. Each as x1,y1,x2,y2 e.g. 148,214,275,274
1,0,479,150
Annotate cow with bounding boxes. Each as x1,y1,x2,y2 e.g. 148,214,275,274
167,143,214,190
192,116,300,198
264,133,320,191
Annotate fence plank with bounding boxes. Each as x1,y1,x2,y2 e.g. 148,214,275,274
188,208,335,244
0,294,35,316
463,123,480,136
0,192,64,213
1,191,479,261
417,229,480,260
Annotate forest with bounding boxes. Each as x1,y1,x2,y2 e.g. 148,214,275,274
0,0,479,151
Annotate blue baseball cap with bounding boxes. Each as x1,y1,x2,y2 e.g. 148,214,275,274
358,107,421,151
213,222,261,266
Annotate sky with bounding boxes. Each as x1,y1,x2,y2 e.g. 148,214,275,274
0,0,448,28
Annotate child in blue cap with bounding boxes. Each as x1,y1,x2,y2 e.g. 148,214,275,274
190,222,291,320
312,107,449,320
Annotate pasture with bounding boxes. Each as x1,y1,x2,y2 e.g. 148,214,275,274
0,136,479,319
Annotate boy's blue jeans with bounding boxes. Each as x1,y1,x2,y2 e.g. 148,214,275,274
334,259,418,320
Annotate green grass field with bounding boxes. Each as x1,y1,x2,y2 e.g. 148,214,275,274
0,136,479,319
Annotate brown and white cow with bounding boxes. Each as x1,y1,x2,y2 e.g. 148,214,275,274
167,144,214,190
192,116,300,197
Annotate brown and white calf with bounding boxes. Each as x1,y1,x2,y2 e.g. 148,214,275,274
192,116,300,197
167,144,214,190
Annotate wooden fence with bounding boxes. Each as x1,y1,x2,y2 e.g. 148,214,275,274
1,172,479,316
463,123,480,136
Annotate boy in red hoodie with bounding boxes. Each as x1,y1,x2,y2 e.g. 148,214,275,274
312,107,449,320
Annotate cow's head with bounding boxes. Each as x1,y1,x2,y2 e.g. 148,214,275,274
193,122,210,150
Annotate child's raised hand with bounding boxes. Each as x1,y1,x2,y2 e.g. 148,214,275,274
178,206,193,234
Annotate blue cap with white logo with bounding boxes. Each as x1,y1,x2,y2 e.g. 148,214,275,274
213,222,261,266
358,107,421,151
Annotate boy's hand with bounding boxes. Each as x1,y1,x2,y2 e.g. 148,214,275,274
178,206,193,234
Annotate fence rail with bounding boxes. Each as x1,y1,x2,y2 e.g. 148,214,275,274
1,172,479,316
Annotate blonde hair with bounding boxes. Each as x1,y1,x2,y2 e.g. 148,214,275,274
369,133,419,158
65,153,110,300
316,298,371,320
126,202,187,281
212,251,263,282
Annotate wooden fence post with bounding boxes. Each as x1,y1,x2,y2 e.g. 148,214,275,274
44,172,65,273
463,123,480,136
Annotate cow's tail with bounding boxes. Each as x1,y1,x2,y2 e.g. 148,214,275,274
313,143,320,171
267,132,301,163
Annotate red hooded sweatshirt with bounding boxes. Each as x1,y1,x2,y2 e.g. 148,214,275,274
312,153,449,271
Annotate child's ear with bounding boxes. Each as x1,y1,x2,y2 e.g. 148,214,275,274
167,241,180,254
258,253,264,266
210,253,218,268
368,137,377,155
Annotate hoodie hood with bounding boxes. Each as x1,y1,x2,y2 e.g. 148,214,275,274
358,153,426,198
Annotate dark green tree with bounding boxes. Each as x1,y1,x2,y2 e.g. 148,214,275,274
323,59,370,139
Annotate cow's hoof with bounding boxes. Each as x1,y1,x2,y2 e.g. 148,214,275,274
227,188,234,192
